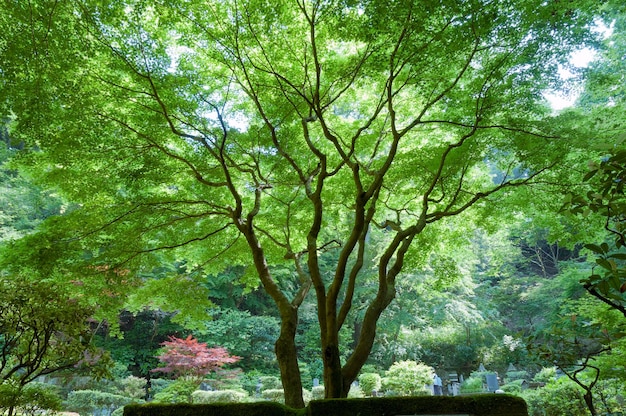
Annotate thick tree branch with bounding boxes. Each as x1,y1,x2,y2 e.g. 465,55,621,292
584,284,626,318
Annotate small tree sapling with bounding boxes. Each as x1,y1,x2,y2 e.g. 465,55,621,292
152,335,240,380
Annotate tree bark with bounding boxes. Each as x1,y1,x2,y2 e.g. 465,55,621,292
240,224,305,408
583,390,597,416
339,294,392,394
275,304,305,408
323,342,344,398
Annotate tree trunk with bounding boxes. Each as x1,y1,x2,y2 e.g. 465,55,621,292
323,342,344,398
338,302,386,392
275,304,305,408
323,292,394,398
241,226,305,408
336,234,414,395
583,390,597,416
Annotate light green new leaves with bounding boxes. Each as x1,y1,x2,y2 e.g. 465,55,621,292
0,0,605,400
125,268,213,330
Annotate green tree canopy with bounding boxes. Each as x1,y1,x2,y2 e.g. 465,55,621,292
0,0,601,406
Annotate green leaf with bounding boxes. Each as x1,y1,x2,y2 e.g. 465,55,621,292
586,274,603,284
585,243,606,254
596,280,610,295
601,242,610,253
608,278,623,293
582,169,598,182
596,258,614,271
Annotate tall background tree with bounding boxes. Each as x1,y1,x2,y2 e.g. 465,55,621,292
0,0,599,407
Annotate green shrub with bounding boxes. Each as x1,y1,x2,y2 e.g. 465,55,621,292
311,385,325,400
262,389,285,403
65,389,144,415
382,360,434,396
112,406,125,416
237,371,264,396
151,378,199,404
191,390,249,403
259,376,282,390
149,378,173,397
259,388,312,405
0,381,62,416
124,401,303,416
500,379,524,394
358,372,382,396
110,361,132,379
114,376,147,399
307,395,528,416
505,371,528,383
460,376,484,393
359,364,379,374
521,378,588,416
532,367,557,383
124,395,528,416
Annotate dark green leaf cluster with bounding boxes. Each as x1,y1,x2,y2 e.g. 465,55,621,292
0,382,62,416
563,148,626,317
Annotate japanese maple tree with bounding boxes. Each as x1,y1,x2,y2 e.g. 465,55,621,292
152,335,240,379
1,0,600,407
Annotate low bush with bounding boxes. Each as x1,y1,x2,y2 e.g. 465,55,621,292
262,389,285,403
308,395,528,416
532,367,556,383
505,371,528,383
358,373,381,396
192,390,249,403
302,389,312,404
259,376,282,390
238,371,266,396
124,401,303,416
382,360,434,396
311,386,325,400
65,389,144,415
260,389,313,405
152,378,199,404
113,376,147,399
149,378,174,397
124,394,528,416
347,385,364,398
460,376,484,393
500,379,524,394
521,378,589,416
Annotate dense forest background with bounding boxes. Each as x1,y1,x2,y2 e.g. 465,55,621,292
1,0,625,415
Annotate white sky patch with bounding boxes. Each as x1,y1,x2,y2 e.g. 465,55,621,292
543,48,597,110
544,20,614,111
